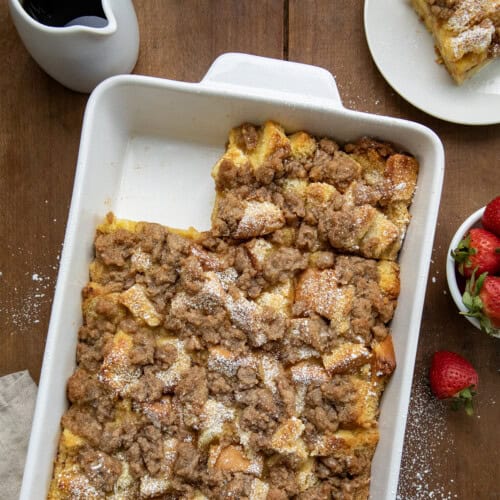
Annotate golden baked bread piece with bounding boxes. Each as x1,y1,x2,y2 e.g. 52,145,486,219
411,0,500,83
49,122,417,499
211,121,418,260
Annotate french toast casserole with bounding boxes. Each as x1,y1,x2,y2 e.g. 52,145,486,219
411,0,500,83
48,121,418,499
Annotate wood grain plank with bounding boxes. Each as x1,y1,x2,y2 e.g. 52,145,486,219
288,1,500,498
133,0,285,82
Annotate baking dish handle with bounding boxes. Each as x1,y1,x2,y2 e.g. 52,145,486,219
200,52,343,109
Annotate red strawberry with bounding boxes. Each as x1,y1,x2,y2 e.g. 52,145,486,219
429,351,478,416
482,196,500,237
463,272,500,338
451,228,500,278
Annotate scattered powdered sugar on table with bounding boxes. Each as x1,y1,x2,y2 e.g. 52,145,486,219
0,249,61,334
397,373,458,500
7,271,53,330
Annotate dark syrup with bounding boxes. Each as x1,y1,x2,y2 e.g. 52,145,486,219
22,0,107,28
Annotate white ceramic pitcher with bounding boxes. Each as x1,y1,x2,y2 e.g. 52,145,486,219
8,0,140,93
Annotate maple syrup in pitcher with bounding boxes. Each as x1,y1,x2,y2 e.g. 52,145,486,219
10,0,139,92
22,0,108,28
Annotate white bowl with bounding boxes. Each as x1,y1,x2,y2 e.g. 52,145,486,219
446,207,485,330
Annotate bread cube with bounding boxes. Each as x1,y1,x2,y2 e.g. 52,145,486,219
309,428,379,457
247,121,290,170
297,458,319,492
384,154,418,204
154,338,191,391
372,334,396,378
198,399,236,448
322,343,371,375
246,238,275,269
377,260,400,299
119,284,163,327
290,361,330,385
295,269,354,334
249,479,270,500
210,444,263,476
255,279,294,316
233,201,285,239
270,417,308,461
289,131,317,160
98,330,141,395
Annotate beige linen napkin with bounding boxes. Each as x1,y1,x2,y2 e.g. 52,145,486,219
0,370,37,500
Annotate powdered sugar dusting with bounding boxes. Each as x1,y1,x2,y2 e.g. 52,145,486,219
55,467,100,497
99,351,141,396
215,267,238,290
208,348,239,377
261,355,280,394
155,339,191,390
249,478,270,500
246,456,264,476
449,20,494,59
226,294,257,327
225,294,267,346
140,475,171,497
234,201,285,239
0,267,56,333
199,399,236,444
130,250,152,272
290,362,329,384
294,346,321,361
446,0,493,32
397,374,457,499
295,384,307,415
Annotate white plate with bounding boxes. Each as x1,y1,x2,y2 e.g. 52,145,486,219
364,0,500,125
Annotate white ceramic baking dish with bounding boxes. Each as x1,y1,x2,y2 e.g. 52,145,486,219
20,53,444,500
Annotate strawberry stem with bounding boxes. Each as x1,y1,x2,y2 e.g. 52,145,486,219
461,271,500,338
451,235,476,275
464,399,474,417
450,386,476,416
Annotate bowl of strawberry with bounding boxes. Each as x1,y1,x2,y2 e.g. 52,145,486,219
447,196,500,338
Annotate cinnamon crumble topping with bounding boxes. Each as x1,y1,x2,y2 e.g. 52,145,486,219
48,122,418,499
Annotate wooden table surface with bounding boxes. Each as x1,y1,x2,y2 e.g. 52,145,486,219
1,1,499,498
